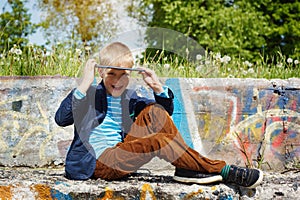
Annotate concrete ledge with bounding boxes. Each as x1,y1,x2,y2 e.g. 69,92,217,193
0,165,299,199
0,76,299,171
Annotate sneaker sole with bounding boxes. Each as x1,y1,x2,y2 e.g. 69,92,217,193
173,175,223,184
246,169,264,189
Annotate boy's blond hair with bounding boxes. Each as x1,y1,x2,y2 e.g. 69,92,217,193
99,42,134,68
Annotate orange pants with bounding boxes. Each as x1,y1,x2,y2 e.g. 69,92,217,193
94,104,226,180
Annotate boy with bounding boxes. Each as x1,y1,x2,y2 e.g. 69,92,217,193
55,42,263,188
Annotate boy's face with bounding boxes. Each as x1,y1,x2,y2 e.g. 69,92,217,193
99,67,130,97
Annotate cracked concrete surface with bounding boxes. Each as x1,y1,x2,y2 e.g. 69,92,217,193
0,158,299,200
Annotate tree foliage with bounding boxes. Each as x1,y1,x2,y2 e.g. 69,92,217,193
0,0,37,51
128,0,300,62
37,0,118,47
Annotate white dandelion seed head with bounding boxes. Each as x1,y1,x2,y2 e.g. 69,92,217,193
196,54,203,60
287,58,293,63
164,63,170,69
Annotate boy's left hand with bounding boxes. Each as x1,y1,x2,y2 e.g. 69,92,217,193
138,68,164,94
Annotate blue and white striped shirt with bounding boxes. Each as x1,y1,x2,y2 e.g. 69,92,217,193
89,95,122,158
73,85,169,158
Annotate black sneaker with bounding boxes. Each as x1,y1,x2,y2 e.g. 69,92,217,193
173,168,223,184
225,165,263,188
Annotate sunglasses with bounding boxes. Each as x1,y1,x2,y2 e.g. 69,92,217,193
95,64,145,72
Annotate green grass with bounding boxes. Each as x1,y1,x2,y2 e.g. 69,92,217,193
1,43,299,79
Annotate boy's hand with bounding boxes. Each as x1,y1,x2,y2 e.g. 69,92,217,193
77,59,96,94
139,68,164,94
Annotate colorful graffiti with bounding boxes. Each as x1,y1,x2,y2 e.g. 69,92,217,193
191,84,300,169
0,78,299,170
0,182,223,200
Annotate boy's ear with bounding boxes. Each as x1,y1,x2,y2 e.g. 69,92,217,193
97,68,104,78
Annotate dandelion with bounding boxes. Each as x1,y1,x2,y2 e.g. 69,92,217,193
9,47,16,54
205,60,210,65
195,65,203,72
9,46,22,55
215,52,221,61
287,58,293,63
163,57,168,61
294,60,299,65
276,63,283,68
196,54,203,61
164,63,170,69
14,49,22,55
222,55,231,64
248,68,255,73
178,65,184,70
243,61,253,67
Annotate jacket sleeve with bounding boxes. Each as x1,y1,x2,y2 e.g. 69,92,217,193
55,90,75,127
154,87,174,116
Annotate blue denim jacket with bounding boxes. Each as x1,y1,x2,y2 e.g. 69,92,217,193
55,81,174,180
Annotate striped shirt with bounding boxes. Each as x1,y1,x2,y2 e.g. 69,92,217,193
89,95,122,158
73,85,169,158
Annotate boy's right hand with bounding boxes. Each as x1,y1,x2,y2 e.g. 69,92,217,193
77,59,96,95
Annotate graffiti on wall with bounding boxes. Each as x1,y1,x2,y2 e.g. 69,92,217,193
0,78,299,170
0,182,228,200
0,95,71,166
191,84,300,169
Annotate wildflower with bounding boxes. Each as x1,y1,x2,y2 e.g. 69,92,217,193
9,47,16,54
243,61,253,67
163,57,168,61
178,65,184,70
222,55,231,64
9,46,22,55
14,49,22,55
215,52,221,61
248,68,255,73
164,63,170,69
276,63,283,68
195,65,203,72
287,58,293,63
196,54,203,61
294,60,299,65
205,60,210,65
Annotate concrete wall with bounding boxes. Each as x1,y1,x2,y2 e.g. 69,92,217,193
0,76,299,170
